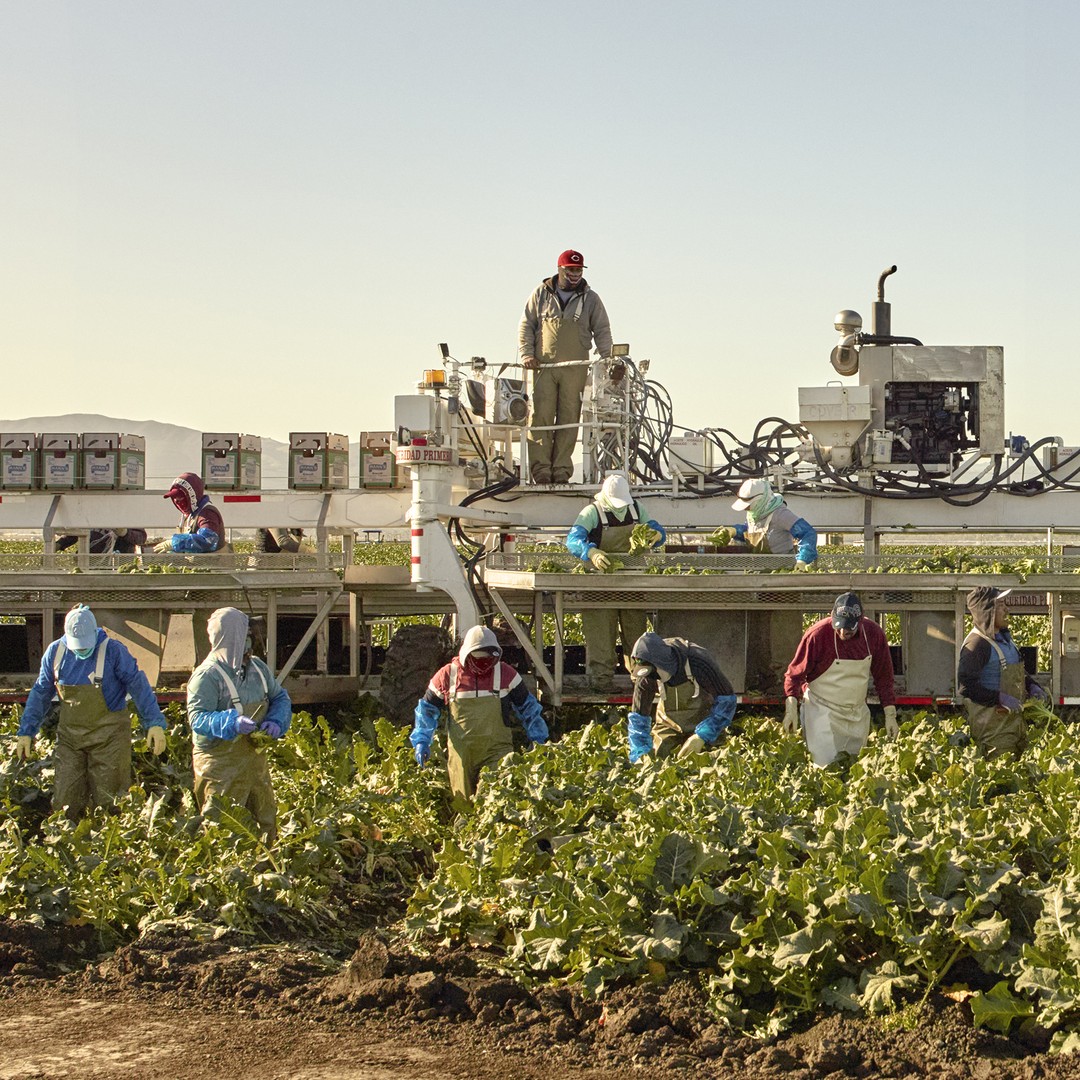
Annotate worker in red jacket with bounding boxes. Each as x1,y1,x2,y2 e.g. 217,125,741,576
783,592,898,766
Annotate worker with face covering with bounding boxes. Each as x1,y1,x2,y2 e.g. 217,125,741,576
14,604,167,817
410,625,549,801
958,586,1049,758
186,607,292,840
718,478,817,568
155,472,226,553
783,592,898,766
626,632,737,763
566,473,666,690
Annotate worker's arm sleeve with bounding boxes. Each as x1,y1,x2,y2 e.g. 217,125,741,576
627,711,653,762
958,639,997,705
790,518,817,564
732,524,748,544
631,671,661,719
111,643,167,729
18,644,62,737
170,527,222,554
783,632,816,699
188,669,242,739
190,707,242,740
695,695,737,744
869,633,897,708
646,519,666,547
590,296,613,358
410,698,442,752
565,524,596,561
257,661,292,733
518,291,541,361
509,687,548,744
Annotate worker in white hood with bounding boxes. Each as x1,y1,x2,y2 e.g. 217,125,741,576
410,625,549,800
566,473,666,690
186,607,292,840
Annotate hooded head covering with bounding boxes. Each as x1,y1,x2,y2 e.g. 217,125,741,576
207,607,249,671
595,473,633,516
165,472,205,516
457,625,502,665
630,632,679,682
966,586,1011,637
64,604,99,653
732,477,784,522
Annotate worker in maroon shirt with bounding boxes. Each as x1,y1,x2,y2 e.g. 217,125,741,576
783,592,899,766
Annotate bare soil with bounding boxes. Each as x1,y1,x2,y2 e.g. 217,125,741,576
2,920,1080,1079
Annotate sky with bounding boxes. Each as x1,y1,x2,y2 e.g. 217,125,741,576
3,1,1078,450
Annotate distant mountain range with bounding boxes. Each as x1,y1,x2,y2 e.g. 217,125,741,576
0,415,366,489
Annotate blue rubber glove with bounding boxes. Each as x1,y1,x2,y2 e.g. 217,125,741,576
260,720,282,739
998,692,1022,713
410,699,439,766
627,711,653,763
694,695,737,744
517,696,549,744
235,716,258,736
415,744,430,766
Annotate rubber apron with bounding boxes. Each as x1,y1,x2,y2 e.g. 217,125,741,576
583,512,647,684
800,628,873,766
446,662,514,801
52,641,132,817
964,628,1028,759
652,663,710,758
191,660,277,839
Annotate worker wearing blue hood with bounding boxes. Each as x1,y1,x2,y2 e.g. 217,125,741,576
15,604,167,817
625,632,737,763
566,473,666,690
958,586,1049,758
187,607,292,839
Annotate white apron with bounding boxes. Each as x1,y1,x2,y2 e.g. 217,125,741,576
801,628,873,767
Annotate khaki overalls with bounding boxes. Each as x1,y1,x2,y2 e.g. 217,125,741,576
445,663,514,801
963,628,1028,759
651,664,712,759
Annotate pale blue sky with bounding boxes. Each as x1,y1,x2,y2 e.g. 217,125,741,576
3,1,1076,448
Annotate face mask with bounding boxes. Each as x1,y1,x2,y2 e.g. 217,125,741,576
75,646,95,660
469,654,497,676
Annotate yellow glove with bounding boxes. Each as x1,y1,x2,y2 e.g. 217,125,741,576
713,527,732,547
884,705,899,739
587,548,612,572
794,560,810,571
675,733,707,760
146,726,167,756
15,735,33,761
153,540,173,553
783,696,800,735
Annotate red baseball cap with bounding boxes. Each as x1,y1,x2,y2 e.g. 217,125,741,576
557,249,586,268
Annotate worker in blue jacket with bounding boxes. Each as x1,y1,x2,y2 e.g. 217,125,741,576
15,604,167,817
626,632,737,763
566,472,666,690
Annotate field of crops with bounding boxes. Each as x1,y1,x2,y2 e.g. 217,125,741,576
2,697,1080,1066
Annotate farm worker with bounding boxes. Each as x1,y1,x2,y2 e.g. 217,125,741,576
783,592,898,766
55,528,148,556
410,625,549,801
518,248,613,485
566,472,666,692
155,472,226,553
187,607,292,841
256,527,305,554
715,478,817,569
958,586,1049,759
626,632,737,763
14,604,167,818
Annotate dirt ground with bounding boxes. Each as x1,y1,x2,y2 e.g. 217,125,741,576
3,921,1080,1080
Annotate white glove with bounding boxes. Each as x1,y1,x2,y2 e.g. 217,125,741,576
783,697,800,735
676,734,707,760
884,705,899,739
794,559,809,571
146,727,167,756
153,540,173,553
587,548,612,572
15,735,33,761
